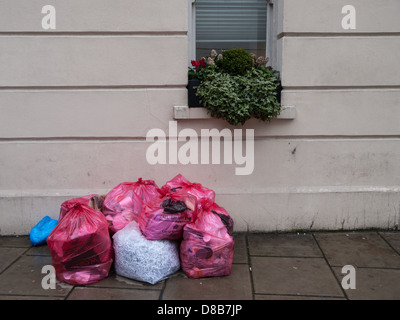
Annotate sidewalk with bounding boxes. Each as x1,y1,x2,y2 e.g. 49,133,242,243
0,231,399,300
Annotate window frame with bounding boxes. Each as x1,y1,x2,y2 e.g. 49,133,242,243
188,0,276,67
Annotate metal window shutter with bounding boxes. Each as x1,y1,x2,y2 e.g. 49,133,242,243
196,0,267,56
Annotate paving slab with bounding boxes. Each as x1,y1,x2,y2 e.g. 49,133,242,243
332,267,400,300
162,265,253,300
314,232,400,268
254,294,346,300
0,255,72,298
232,233,248,264
0,236,31,247
251,256,344,298
0,295,64,300
25,245,51,256
88,271,165,290
0,247,27,273
379,232,400,254
67,286,161,300
248,233,322,257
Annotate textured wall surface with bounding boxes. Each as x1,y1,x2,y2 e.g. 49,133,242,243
0,0,399,234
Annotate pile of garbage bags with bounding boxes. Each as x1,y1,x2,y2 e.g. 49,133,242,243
36,174,234,285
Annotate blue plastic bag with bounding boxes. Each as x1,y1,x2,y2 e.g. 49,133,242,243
30,216,58,246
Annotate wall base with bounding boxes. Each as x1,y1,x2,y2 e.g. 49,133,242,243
1,188,398,235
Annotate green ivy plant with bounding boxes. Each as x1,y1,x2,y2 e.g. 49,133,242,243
196,52,281,126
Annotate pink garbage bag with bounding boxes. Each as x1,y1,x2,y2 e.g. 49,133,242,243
180,199,234,279
59,194,97,221
164,174,215,204
132,178,161,204
47,203,113,285
138,188,197,240
102,182,144,234
102,179,160,234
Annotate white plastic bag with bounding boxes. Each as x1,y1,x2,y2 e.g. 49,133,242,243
113,221,180,284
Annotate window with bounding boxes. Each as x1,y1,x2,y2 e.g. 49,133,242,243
188,0,274,62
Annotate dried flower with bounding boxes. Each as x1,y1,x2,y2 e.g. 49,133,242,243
210,49,218,58
207,57,215,66
217,54,223,60
255,56,269,68
256,56,265,65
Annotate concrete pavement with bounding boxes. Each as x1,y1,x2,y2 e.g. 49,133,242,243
0,231,399,300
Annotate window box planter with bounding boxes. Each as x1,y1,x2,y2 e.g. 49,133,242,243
275,80,282,104
188,49,283,126
187,79,202,107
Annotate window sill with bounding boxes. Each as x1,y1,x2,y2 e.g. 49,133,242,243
173,106,296,120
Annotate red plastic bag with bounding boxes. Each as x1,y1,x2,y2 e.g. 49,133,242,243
102,182,145,234
59,194,97,221
180,199,234,279
164,174,215,204
47,203,113,285
132,178,161,204
138,188,197,240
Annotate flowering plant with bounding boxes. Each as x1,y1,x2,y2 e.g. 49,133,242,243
191,48,282,125
188,58,207,81
191,58,206,70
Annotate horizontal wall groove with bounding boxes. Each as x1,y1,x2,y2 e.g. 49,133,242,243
0,137,149,143
0,85,187,91
278,32,400,39
254,136,400,141
0,31,188,37
283,85,400,91
1,186,399,198
1,136,400,143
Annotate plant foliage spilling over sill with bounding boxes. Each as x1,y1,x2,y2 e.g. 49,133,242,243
188,48,281,126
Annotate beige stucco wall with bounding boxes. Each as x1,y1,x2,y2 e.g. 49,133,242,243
0,0,399,234
276,0,400,232
0,0,189,234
